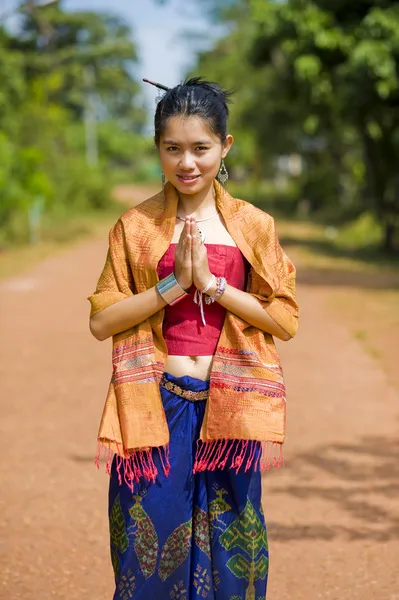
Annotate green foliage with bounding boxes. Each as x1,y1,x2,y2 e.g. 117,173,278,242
249,0,399,251
0,2,148,246
192,0,399,252
336,212,383,249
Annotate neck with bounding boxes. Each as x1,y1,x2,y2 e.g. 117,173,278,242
176,182,217,219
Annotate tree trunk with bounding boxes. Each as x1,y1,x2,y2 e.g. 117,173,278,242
384,221,396,253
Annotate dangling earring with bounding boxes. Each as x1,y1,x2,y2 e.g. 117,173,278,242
162,170,165,191
217,159,228,184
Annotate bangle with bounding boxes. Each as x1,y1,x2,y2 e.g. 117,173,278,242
156,273,188,306
205,276,227,304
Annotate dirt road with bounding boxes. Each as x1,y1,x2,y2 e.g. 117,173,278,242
0,215,398,599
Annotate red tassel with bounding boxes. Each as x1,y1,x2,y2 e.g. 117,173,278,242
94,442,102,470
116,454,122,486
218,440,235,470
158,445,171,477
279,443,285,467
245,440,256,472
193,439,284,474
94,441,171,491
230,440,241,469
210,439,228,470
96,439,284,482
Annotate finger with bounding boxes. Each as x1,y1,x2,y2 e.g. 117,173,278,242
178,219,190,247
191,230,199,249
190,220,199,242
194,225,203,246
185,234,192,253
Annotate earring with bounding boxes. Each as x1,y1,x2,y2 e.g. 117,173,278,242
162,170,165,191
217,160,228,184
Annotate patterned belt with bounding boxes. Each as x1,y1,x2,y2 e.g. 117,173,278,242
160,374,209,402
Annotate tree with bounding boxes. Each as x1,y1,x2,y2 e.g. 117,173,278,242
0,1,148,244
8,2,145,125
249,0,399,251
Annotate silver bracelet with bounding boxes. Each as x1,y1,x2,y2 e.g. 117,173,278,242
156,273,188,306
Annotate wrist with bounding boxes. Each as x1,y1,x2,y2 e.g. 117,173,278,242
157,273,188,305
205,276,227,305
204,279,218,297
196,272,214,293
174,273,192,292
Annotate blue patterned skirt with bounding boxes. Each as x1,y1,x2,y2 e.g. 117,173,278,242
109,372,269,600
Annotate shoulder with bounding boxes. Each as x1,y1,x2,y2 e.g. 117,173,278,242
110,189,165,236
228,193,276,229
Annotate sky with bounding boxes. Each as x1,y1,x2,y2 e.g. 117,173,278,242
0,0,224,113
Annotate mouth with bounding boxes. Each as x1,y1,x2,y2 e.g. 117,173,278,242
176,174,201,184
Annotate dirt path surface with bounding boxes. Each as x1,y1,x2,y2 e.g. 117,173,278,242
1,214,398,600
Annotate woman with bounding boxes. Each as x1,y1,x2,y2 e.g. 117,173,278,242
88,77,298,600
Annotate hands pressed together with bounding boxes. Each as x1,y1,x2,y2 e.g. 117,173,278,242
174,217,213,292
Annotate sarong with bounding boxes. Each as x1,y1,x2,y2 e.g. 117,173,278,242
109,372,269,600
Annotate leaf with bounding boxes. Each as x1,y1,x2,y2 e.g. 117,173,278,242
193,507,211,559
253,553,269,581
109,494,129,554
226,553,251,581
219,499,268,558
158,519,192,582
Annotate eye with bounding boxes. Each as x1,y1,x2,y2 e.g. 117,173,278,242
166,146,179,152
195,146,208,152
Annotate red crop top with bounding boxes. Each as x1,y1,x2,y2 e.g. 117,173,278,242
157,244,249,356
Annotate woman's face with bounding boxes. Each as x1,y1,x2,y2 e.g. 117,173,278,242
158,115,233,196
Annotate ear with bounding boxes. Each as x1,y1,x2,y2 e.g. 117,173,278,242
221,134,234,158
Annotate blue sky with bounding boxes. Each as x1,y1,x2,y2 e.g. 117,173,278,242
1,0,223,111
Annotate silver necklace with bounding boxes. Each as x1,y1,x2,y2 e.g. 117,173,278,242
176,211,220,243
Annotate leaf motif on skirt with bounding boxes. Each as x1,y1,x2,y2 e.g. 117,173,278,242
128,494,159,579
219,498,268,557
110,494,129,554
193,507,211,560
109,494,130,582
158,519,192,582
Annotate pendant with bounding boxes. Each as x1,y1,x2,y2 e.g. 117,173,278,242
198,227,206,243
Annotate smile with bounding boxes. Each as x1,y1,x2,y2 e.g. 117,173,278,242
177,174,201,184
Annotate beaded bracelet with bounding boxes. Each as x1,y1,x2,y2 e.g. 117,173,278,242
205,276,227,304
156,272,188,305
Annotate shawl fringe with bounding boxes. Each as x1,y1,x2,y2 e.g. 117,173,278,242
95,439,284,491
95,442,171,493
193,439,284,474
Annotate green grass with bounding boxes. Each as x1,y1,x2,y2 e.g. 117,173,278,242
275,216,399,276
228,181,399,271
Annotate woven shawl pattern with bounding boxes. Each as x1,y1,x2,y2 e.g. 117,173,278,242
88,181,298,482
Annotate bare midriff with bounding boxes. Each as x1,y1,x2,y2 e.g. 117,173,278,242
164,355,214,381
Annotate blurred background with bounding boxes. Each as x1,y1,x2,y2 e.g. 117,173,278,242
1,0,399,257
0,1,398,599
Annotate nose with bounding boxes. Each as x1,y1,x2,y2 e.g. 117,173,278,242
179,152,195,170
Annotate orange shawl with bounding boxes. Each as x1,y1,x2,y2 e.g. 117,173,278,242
88,180,298,486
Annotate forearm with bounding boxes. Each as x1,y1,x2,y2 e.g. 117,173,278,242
215,284,292,341
89,286,167,341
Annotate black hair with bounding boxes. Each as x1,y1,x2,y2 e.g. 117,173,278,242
154,77,232,146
